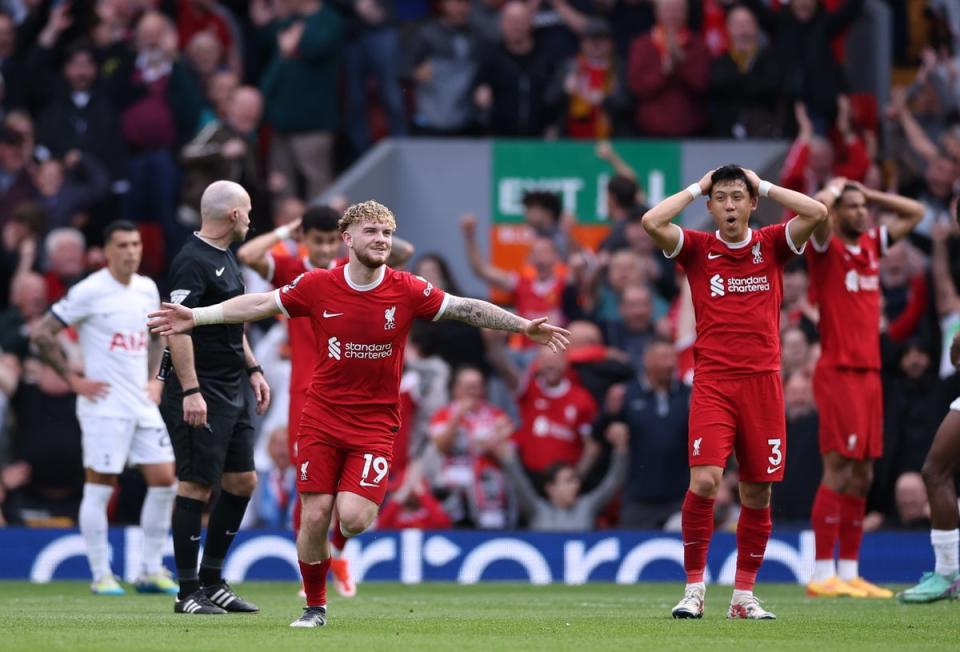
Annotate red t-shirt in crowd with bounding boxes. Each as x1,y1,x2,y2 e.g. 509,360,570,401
513,376,597,472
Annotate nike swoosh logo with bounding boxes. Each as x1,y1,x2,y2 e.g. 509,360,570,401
749,553,764,558
707,252,722,260
766,466,782,474
190,535,201,541
323,311,344,318
359,480,380,487
225,530,238,536
215,267,225,276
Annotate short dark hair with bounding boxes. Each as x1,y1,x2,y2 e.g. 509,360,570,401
64,39,97,67
607,174,638,210
542,461,576,491
302,205,340,234
709,165,757,199
522,190,562,222
103,220,139,243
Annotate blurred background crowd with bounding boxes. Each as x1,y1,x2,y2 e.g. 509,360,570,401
0,0,959,535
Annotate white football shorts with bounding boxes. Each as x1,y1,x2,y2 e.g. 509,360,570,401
80,416,174,474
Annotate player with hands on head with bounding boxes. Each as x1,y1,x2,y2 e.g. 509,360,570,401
149,200,569,629
642,164,827,620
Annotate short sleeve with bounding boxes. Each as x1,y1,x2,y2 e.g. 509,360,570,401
766,221,804,264
662,224,685,260
874,226,889,258
404,272,449,321
275,269,325,319
167,259,209,308
673,227,704,267
271,254,303,288
50,280,93,326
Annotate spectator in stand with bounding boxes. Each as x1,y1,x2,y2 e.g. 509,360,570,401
585,249,649,323
597,142,643,252
496,423,628,532
377,464,452,529
407,0,483,136
338,0,408,155
780,100,870,200
427,365,513,528
176,0,242,75
255,0,343,200
0,270,47,357
252,426,296,529
893,471,931,529
781,257,818,343
564,320,634,406
398,321,452,471
740,0,864,131
0,125,36,224
527,0,595,63
520,190,570,256
775,372,822,523
0,11,25,112
932,220,960,379
34,150,111,232
708,4,783,139
781,325,813,379
474,1,557,137
184,31,227,129
32,37,127,184
548,17,625,140
600,337,690,529
179,86,267,230
0,203,39,308
42,227,86,303
880,240,930,350
627,0,710,137
600,283,656,374
461,214,566,336
205,70,239,124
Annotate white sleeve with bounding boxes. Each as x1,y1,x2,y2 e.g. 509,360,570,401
50,279,93,326
784,218,807,255
663,224,684,259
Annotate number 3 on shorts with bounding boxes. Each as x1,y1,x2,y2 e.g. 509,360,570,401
359,453,389,487
766,438,782,468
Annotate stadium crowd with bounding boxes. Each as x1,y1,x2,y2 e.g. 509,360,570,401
0,0,959,538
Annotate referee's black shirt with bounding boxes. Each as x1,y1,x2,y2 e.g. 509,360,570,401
164,234,246,412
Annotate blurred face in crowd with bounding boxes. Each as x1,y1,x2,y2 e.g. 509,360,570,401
0,14,15,58
35,160,65,198
625,219,655,255
834,187,869,239
726,7,758,53
535,348,567,386
11,272,47,320
784,372,816,420
186,31,222,78
268,427,290,470
442,0,471,27
900,345,931,380
545,465,580,509
452,367,485,408
414,256,449,290
608,250,642,293
925,156,957,199
620,284,652,332
274,197,304,228
567,320,602,349
65,50,97,92
227,87,263,137
209,70,239,118
583,33,612,60
528,237,559,279
655,0,687,32
791,0,818,22
524,203,557,233
137,12,172,54
49,234,86,277
707,178,756,242
500,2,532,47
304,227,340,269
940,126,960,162
782,268,808,306
808,137,835,181
644,340,676,387
105,228,143,281
781,327,810,375
895,472,929,525
879,242,911,289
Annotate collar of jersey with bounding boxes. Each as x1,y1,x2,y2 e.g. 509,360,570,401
344,263,385,292
193,232,228,251
536,376,571,398
713,228,753,249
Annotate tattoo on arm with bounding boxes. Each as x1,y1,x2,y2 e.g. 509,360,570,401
30,314,70,379
442,296,526,332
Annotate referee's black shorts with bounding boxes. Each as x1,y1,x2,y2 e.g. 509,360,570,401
161,404,254,486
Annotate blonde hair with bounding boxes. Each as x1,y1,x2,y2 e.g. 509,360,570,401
338,200,397,233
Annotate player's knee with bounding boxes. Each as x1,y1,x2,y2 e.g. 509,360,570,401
300,504,331,535
689,472,721,498
921,459,950,487
339,512,374,538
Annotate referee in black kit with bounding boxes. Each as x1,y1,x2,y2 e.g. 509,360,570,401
160,180,271,615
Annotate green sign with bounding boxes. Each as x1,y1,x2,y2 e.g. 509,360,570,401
491,140,682,225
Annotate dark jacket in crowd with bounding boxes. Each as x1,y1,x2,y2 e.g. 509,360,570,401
708,44,783,138
475,41,557,137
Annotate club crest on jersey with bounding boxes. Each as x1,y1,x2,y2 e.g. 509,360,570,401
752,241,764,264
384,305,397,330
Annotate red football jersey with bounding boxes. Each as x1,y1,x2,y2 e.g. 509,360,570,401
513,377,598,472
672,223,802,379
807,227,887,370
275,265,448,441
510,273,565,324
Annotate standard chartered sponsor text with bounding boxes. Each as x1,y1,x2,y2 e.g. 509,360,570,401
345,342,393,359
726,275,770,293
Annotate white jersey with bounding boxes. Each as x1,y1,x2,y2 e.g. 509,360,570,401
51,268,164,425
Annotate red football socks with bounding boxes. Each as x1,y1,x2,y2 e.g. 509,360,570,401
299,558,331,607
681,490,715,583
838,493,866,562
811,484,841,561
734,504,772,591
329,526,347,552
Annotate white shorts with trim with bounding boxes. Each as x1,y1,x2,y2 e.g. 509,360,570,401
80,416,174,474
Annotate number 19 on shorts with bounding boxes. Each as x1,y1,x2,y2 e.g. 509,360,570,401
359,453,388,488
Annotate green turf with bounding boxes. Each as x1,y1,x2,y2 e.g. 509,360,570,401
1,581,956,651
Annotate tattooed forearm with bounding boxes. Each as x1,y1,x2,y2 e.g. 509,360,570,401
442,296,527,332
30,316,70,379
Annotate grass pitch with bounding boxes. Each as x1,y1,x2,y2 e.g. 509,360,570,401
1,581,956,651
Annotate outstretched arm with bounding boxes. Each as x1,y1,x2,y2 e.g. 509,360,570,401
440,295,570,352
460,214,516,292
148,291,282,336
237,218,301,280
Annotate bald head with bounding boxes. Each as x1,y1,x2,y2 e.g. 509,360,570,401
200,180,252,241
568,320,602,348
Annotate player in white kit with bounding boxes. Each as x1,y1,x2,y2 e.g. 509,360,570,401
31,221,178,596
